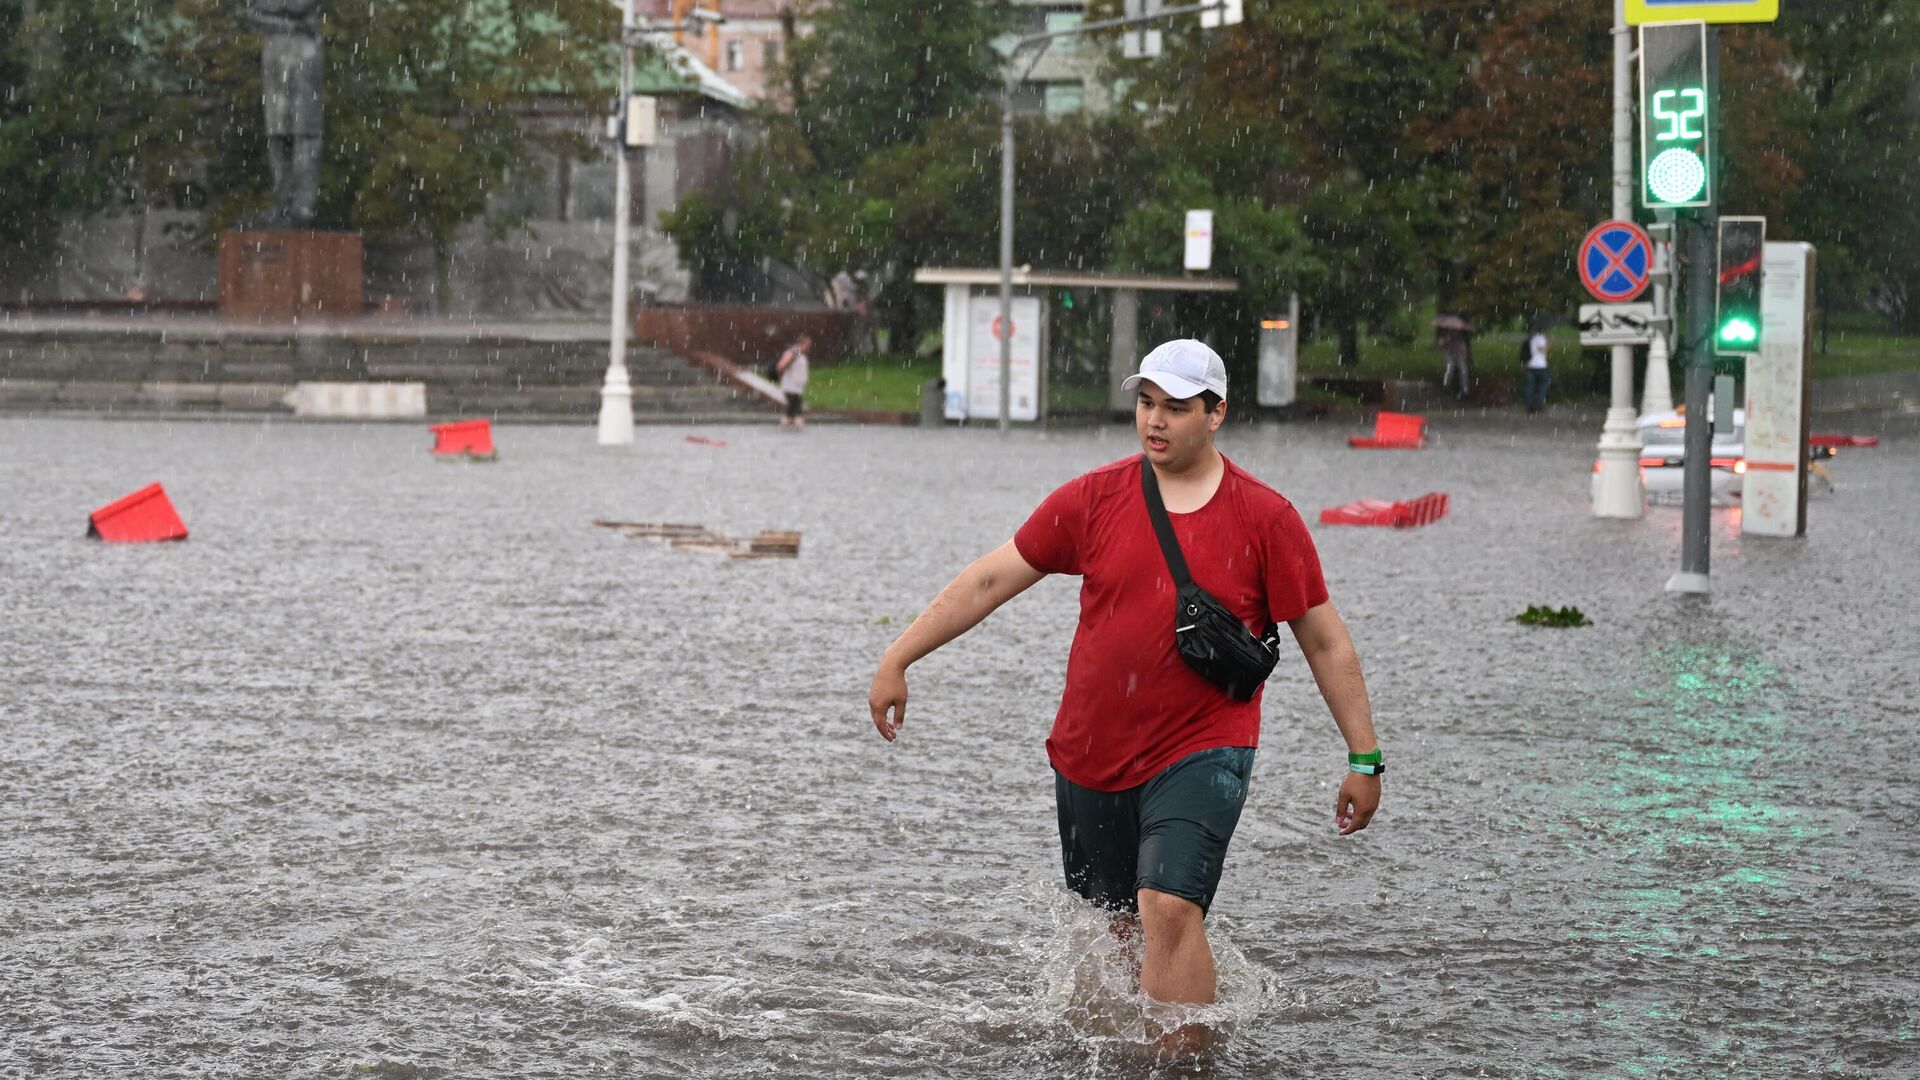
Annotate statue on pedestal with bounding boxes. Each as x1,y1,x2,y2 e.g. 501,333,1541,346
251,0,324,227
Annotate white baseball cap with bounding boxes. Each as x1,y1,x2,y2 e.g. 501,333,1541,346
1121,339,1228,401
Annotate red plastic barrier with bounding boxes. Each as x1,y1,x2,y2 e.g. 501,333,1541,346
88,483,189,543
685,435,728,448
1319,492,1450,529
430,418,497,460
1348,411,1428,450
1393,492,1450,527
1319,499,1401,526
1809,434,1879,448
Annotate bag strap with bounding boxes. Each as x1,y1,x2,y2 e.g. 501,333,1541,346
1139,456,1193,588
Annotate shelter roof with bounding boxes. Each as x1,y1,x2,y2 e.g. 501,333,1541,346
912,268,1239,293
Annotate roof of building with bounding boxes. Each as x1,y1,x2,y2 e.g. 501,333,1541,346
632,0,797,19
630,36,752,108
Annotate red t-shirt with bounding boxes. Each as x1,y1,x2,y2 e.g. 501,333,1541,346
1014,454,1328,791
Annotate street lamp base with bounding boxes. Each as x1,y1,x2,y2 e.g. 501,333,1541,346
1664,571,1711,596
1593,407,1645,519
1642,335,1675,417
597,371,634,446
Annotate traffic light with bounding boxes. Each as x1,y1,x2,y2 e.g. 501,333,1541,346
1639,22,1712,210
1716,216,1765,357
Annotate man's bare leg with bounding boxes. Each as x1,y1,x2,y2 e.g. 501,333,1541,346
1137,887,1215,1055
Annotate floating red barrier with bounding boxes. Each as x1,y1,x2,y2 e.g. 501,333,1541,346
88,483,189,543
684,435,728,448
1319,492,1450,529
430,418,497,460
1319,498,1400,526
1809,434,1879,448
1347,411,1428,450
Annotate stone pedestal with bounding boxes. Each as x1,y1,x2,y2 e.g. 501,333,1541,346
218,231,363,320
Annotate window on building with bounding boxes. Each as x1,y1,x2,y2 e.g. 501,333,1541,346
763,40,779,67
1044,82,1084,116
1044,10,1083,54
1011,81,1045,117
725,40,744,72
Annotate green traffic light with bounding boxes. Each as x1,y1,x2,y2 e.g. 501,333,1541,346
1719,317,1758,346
1648,148,1707,205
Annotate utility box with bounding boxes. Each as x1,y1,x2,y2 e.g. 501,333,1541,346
1256,293,1300,408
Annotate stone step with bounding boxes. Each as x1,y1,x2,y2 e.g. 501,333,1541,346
0,323,775,419
0,378,778,419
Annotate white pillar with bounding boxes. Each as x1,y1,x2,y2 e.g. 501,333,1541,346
1108,287,1139,414
1641,237,1676,415
1592,0,1645,519
597,1,637,447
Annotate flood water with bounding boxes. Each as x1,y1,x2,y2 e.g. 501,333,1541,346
2,414,1915,1078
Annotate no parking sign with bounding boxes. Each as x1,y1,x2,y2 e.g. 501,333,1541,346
1578,220,1654,303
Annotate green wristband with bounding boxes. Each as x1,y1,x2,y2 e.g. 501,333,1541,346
1348,748,1383,765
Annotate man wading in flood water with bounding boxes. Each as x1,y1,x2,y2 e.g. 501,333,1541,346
867,339,1383,1053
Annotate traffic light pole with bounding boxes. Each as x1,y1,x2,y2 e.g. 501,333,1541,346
1667,27,1718,596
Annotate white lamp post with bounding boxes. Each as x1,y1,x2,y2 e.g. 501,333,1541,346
597,0,641,447
1592,0,1646,517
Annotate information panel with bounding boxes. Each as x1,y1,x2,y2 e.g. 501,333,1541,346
1740,241,1813,538
960,296,1042,423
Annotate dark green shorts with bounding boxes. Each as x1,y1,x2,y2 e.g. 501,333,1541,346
1053,745,1256,917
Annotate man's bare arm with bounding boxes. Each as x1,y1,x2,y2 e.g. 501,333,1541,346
868,540,1045,741
1288,601,1381,835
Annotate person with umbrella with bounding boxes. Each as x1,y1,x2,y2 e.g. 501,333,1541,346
1433,314,1474,402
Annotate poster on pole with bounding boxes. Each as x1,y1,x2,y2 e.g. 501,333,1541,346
966,296,1042,422
1740,241,1813,538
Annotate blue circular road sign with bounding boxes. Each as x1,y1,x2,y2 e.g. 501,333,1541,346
1579,221,1654,303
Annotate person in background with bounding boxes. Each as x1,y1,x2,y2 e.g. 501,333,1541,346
1523,324,1551,413
776,334,812,431
1437,325,1473,402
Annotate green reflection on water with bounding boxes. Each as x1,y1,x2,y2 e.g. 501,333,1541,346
1550,643,1829,1071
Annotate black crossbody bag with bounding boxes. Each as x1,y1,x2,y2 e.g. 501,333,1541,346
1141,458,1282,702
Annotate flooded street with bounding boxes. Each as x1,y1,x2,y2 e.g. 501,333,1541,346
3,414,1915,1078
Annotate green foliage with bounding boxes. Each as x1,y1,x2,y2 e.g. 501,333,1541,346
663,0,1918,363
782,0,1012,176
802,353,938,413
0,0,176,244
1777,1,1920,330
1,0,614,253
1114,0,1446,364
664,0,1013,333
1420,0,1610,329
1515,605,1593,628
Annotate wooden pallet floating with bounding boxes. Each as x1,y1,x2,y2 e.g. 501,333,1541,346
592,520,801,559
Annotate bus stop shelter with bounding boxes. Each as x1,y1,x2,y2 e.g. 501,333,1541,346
913,268,1239,419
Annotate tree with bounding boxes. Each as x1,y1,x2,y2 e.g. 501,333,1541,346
0,0,175,249
1776,1,1920,328
1414,0,1613,330
1,0,616,305
780,0,1012,176
665,0,1013,345
1116,0,1448,363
